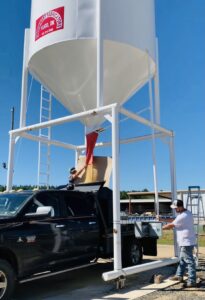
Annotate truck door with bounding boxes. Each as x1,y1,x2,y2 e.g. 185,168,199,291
19,191,68,273
62,191,99,261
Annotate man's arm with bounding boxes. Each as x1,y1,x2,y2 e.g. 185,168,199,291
74,164,87,178
162,223,175,230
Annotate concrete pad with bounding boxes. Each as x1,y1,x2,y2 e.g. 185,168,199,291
103,279,179,300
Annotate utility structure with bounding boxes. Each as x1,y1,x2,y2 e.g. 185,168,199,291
7,0,179,284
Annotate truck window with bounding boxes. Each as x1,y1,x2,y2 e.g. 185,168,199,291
0,193,31,216
64,194,95,217
24,192,60,217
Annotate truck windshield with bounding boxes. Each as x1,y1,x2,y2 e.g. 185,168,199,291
0,193,31,216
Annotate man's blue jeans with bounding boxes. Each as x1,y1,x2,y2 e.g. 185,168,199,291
176,245,196,284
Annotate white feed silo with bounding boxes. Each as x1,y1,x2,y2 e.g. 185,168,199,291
28,0,156,128
8,0,178,282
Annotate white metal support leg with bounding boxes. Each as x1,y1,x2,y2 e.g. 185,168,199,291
20,29,30,128
154,37,160,125
111,104,122,271
97,0,103,108
147,51,159,217
6,134,16,191
169,133,178,257
169,134,177,201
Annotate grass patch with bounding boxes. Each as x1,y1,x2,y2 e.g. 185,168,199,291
158,230,174,245
159,228,205,247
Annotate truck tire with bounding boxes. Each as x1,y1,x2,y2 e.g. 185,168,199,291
122,238,142,267
0,259,16,300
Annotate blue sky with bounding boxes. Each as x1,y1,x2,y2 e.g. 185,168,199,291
0,0,205,191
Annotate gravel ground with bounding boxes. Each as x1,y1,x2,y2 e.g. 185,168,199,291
137,245,205,300
133,269,205,300
137,281,205,300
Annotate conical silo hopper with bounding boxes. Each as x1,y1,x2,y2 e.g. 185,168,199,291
28,0,156,128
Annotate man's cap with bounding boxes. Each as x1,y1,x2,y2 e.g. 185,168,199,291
69,167,76,174
170,199,184,209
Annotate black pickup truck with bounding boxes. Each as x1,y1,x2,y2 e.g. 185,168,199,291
0,183,159,300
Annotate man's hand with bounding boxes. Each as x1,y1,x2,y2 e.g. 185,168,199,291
162,223,175,230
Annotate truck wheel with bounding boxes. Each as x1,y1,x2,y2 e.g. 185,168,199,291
0,260,16,300
122,238,142,267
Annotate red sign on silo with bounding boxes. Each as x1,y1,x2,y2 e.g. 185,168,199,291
35,6,64,41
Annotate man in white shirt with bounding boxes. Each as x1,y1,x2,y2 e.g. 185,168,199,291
162,199,196,288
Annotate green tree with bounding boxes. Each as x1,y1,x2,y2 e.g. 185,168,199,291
120,191,129,199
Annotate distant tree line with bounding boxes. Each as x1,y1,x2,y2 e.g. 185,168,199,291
120,188,149,199
0,185,56,192
0,185,149,195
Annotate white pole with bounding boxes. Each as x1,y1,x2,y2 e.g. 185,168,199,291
147,51,159,217
169,134,179,257
169,134,177,201
154,37,160,124
20,29,30,128
103,257,179,281
97,0,103,108
111,105,121,271
6,134,16,191
37,86,43,188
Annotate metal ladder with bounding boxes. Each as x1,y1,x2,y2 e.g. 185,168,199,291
37,86,52,189
186,186,205,270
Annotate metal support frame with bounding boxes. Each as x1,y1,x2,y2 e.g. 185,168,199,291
6,102,178,281
6,104,116,191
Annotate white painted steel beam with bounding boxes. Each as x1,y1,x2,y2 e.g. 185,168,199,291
169,135,179,257
169,135,177,202
154,37,160,125
97,0,104,108
111,105,122,271
147,50,159,217
120,107,172,136
21,133,77,150
102,257,179,281
11,104,116,136
20,29,30,128
77,132,168,151
6,134,16,191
